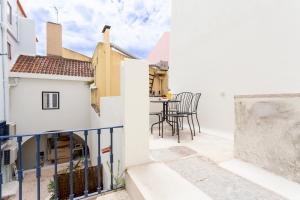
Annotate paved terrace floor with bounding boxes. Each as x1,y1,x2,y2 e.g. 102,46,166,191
149,126,287,200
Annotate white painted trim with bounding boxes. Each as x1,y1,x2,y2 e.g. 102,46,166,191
220,159,300,200
9,72,93,82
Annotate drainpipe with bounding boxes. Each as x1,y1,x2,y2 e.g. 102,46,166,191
1,0,8,120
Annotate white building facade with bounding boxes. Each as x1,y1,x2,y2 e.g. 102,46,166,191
170,0,300,137
9,74,92,135
0,0,36,187
9,55,93,171
0,0,36,121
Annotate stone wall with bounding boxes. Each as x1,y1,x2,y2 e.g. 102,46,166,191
235,94,300,183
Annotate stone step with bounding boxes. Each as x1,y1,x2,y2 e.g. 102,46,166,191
220,159,300,200
126,162,212,200
96,190,131,200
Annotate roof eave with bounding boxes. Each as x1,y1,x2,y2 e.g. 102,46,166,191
9,72,94,82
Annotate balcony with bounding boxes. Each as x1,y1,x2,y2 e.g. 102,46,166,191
0,126,123,200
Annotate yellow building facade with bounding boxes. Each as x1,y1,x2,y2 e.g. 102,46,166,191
46,22,92,62
149,62,169,97
62,48,91,62
91,26,136,112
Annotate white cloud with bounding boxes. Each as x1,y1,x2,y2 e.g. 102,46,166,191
20,0,171,58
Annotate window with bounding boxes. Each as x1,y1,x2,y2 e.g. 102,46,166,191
7,2,12,25
7,42,11,60
42,92,60,110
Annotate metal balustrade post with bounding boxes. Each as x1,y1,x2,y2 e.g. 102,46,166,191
35,135,41,200
17,136,23,200
69,132,74,200
97,129,101,194
53,134,58,200
0,139,2,200
84,130,88,197
110,128,114,190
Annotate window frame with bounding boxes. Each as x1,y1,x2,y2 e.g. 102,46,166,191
7,2,12,25
7,42,11,60
42,91,60,110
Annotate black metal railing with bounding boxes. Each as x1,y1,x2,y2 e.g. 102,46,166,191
0,126,123,200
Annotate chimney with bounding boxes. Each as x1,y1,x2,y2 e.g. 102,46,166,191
102,25,111,44
47,22,62,56
102,25,111,96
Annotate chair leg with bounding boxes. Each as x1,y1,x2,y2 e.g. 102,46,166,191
176,117,180,143
195,113,201,133
191,114,196,136
181,117,184,130
171,116,174,136
187,115,194,140
162,119,164,138
151,123,154,134
158,115,161,136
172,116,175,136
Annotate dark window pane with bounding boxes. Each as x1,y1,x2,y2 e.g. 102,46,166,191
7,3,12,24
52,93,58,108
47,94,50,108
7,43,11,60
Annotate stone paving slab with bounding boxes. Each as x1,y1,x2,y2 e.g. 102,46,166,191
151,146,197,162
166,156,287,200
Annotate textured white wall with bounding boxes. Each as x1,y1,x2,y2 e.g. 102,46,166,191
10,78,91,138
171,0,300,137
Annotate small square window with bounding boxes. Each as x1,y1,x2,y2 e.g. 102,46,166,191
42,92,60,110
7,42,11,60
7,2,12,25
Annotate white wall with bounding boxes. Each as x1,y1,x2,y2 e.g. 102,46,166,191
89,59,150,189
5,0,36,67
16,17,36,56
22,135,48,170
121,59,150,168
7,17,36,67
89,96,123,190
0,0,10,122
9,78,91,139
0,0,36,122
0,52,4,121
0,1,3,120
171,0,300,137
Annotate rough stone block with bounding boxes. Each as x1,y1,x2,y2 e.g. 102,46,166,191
234,94,300,184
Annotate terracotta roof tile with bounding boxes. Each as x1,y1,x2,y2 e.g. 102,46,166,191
11,55,93,78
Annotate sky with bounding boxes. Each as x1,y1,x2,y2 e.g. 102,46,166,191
20,0,171,58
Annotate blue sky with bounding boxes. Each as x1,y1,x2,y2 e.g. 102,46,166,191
21,0,171,58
